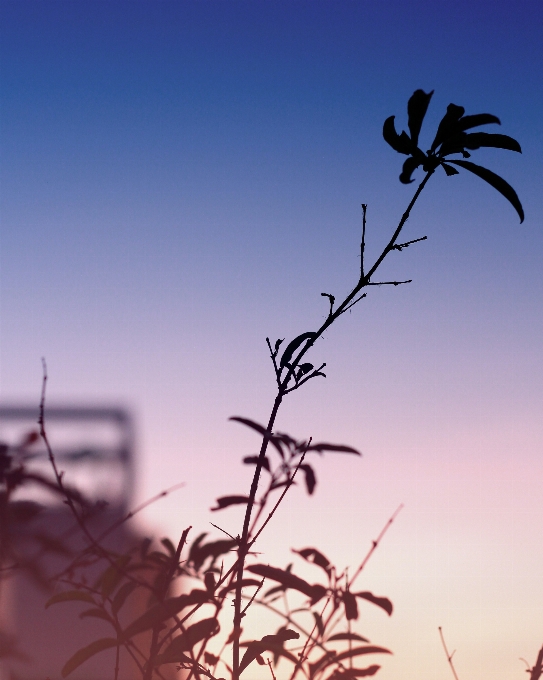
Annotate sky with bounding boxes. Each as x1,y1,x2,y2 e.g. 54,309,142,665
1,0,543,678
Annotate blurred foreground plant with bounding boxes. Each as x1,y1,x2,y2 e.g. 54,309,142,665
2,90,534,680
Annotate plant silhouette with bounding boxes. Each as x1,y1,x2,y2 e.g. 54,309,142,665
1,90,535,680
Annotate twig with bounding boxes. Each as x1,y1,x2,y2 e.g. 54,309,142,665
439,627,460,680
360,204,367,278
249,440,311,548
392,235,427,251
349,504,403,587
266,657,278,680
365,279,412,286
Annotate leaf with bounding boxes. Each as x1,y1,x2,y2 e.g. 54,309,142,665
79,608,112,623
61,638,117,677
45,590,96,608
457,113,500,131
299,362,314,375
218,578,262,599
229,416,268,436
140,537,152,559
382,116,412,155
239,631,300,674
442,163,460,177
310,650,337,677
327,633,370,643
407,89,433,147
243,455,270,472
229,417,285,457
306,442,360,456
112,581,138,616
211,495,250,511
313,611,325,637
279,332,316,368
462,132,521,153
300,464,316,495
354,592,393,616
189,538,237,571
447,159,524,222
330,665,380,678
342,591,358,620
204,571,216,594
333,646,392,665
121,591,209,641
188,532,208,564
293,547,331,575
247,564,326,603
430,102,465,152
161,538,176,556
155,618,220,664
100,555,131,598
399,156,422,184
204,652,219,666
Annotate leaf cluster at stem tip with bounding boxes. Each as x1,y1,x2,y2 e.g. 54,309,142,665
383,89,524,222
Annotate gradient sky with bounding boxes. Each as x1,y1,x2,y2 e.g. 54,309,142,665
1,1,543,678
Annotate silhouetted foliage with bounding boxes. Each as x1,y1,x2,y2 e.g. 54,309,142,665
1,90,534,680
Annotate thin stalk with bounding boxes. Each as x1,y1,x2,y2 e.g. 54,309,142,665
232,171,433,680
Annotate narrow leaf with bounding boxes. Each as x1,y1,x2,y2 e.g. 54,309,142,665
247,564,326,603
156,618,220,664
218,578,261,598
399,156,422,184
229,416,267,436
230,417,285,457
313,611,325,637
327,633,370,643
333,646,392,664
243,455,270,471
407,89,433,147
45,590,95,608
382,117,412,155
121,591,209,641
306,443,361,456
457,113,500,131
442,163,460,177
161,538,176,556
239,631,300,675
355,592,393,616
211,495,250,511
430,102,465,152
447,159,524,222
100,555,131,598
293,547,331,575
300,464,316,495
331,666,380,678
189,539,237,571
61,638,117,677
79,608,112,623
342,591,358,620
280,332,316,368
463,132,521,152
112,581,138,616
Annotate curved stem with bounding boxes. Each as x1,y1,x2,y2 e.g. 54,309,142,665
232,171,434,679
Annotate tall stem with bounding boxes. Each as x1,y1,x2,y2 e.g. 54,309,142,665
231,171,433,680
232,392,284,678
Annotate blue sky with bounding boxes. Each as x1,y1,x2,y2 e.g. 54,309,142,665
1,1,543,677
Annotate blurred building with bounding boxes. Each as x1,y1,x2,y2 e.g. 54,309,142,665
0,405,163,680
